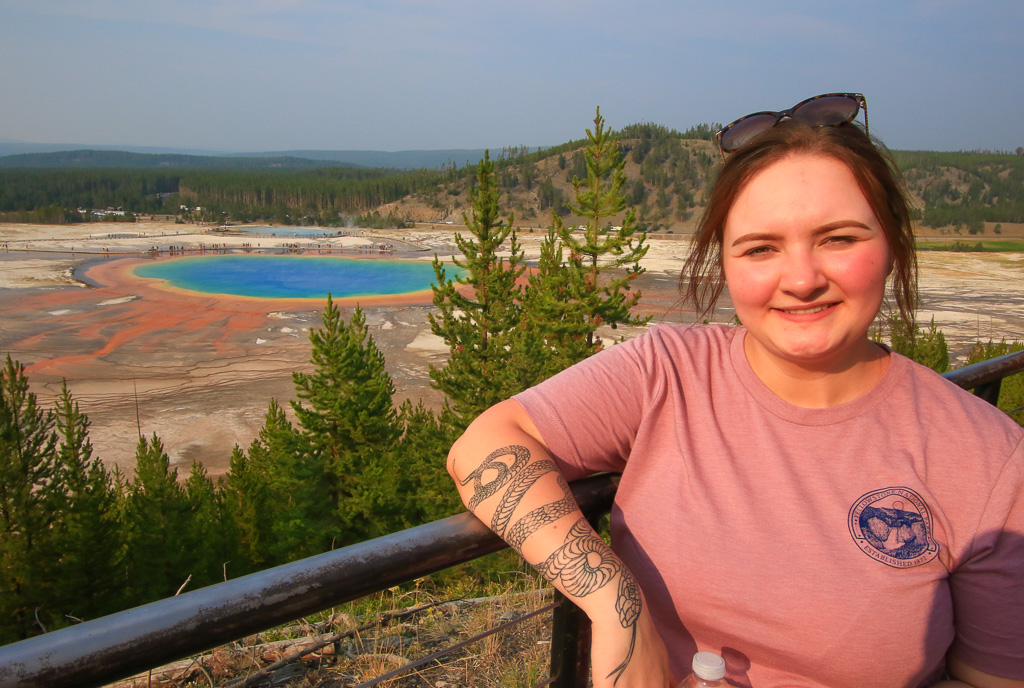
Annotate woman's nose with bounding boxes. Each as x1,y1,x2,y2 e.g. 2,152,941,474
779,250,828,297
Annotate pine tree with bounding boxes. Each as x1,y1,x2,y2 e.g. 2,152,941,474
516,226,594,384
123,434,191,604
221,443,274,573
291,298,400,547
429,150,527,428
49,382,124,621
393,399,462,525
914,318,950,373
183,460,229,588
547,107,650,352
966,339,1024,426
878,313,950,373
245,398,321,565
0,356,59,641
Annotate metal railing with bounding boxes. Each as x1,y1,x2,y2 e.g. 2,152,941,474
1,349,1022,688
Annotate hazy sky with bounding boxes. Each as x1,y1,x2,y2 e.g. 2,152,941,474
1,0,1021,153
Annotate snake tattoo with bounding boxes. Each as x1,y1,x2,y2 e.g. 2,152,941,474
460,445,642,685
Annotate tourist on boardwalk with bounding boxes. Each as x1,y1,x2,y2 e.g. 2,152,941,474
447,94,1024,687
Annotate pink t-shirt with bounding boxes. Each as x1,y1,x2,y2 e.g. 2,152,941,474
515,324,1024,687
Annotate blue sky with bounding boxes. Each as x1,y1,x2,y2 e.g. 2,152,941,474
1,0,1021,153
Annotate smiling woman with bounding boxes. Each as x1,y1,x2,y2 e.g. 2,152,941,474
133,254,447,299
444,104,1024,688
721,154,893,405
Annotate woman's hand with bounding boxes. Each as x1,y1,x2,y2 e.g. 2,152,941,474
929,654,1024,688
589,604,675,688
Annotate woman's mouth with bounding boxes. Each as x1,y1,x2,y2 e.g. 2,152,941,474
777,303,834,315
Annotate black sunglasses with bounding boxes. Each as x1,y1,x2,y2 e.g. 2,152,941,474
715,92,868,158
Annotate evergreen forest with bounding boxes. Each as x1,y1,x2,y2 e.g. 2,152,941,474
2,112,1023,646
2,123,1022,234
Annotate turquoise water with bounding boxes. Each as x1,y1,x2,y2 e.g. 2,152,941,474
134,255,447,299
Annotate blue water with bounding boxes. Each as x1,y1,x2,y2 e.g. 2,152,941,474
134,255,448,299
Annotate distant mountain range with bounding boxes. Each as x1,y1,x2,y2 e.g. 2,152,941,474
0,140,493,170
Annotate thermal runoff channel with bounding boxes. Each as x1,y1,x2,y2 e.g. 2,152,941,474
133,255,448,299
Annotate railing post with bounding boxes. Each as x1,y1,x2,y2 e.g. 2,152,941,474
973,379,1002,406
548,591,591,688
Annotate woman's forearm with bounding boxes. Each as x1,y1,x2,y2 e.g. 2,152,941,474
447,400,646,683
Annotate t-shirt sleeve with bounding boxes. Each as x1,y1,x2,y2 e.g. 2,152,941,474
513,331,655,481
949,436,1024,679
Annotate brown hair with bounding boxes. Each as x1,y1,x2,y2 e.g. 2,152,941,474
680,120,918,328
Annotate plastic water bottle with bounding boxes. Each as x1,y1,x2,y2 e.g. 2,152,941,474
678,651,727,687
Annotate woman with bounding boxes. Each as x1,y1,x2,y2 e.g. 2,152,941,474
447,94,1024,687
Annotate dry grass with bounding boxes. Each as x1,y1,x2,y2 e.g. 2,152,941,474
107,572,557,688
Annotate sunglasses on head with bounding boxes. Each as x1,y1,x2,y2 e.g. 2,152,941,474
715,93,868,158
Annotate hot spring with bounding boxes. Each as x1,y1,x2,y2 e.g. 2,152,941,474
133,255,453,299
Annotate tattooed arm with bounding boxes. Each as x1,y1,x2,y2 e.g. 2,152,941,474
448,399,674,688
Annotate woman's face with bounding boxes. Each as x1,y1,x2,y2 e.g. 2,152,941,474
721,153,891,373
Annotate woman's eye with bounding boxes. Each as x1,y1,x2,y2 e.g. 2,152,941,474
824,235,856,245
743,245,773,256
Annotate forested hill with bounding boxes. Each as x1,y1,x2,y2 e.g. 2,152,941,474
893,150,1024,230
1,123,1022,232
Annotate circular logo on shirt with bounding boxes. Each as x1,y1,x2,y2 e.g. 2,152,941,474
848,487,939,568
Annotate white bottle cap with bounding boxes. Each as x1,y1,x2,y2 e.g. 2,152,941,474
692,651,726,680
